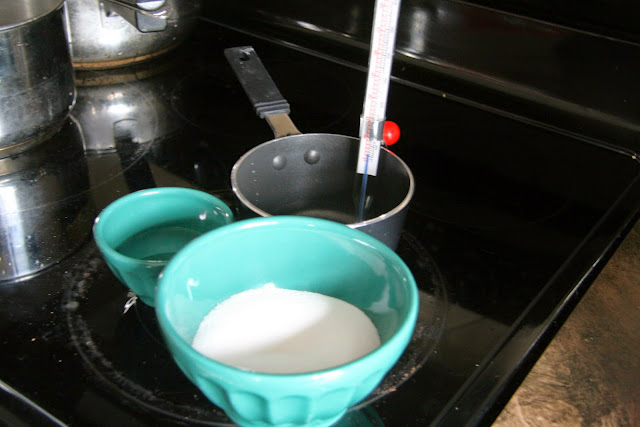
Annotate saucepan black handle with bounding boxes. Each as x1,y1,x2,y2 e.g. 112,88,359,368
224,46,291,119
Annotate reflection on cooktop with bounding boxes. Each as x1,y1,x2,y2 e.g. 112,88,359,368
0,120,93,282
170,58,357,147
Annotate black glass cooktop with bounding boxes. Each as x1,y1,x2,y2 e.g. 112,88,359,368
1,20,639,426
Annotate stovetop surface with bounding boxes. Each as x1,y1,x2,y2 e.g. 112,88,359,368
1,20,640,426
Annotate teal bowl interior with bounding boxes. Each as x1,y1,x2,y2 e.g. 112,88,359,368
93,187,234,306
156,216,419,427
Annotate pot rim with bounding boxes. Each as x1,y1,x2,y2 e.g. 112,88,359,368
0,0,63,31
230,133,416,229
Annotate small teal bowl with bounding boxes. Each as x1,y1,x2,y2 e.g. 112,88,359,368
93,187,234,306
156,216,419,427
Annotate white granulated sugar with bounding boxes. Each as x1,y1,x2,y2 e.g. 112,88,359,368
191,285,381,373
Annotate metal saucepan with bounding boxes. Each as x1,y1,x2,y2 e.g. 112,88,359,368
0,0,75,157
225,46,414,249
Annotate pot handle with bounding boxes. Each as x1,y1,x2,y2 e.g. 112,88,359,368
224,46,301,138
103,0,170,33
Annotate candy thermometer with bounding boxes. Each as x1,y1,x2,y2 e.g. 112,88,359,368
357,0,402,221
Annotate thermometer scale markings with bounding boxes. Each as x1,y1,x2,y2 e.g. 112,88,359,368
357,0,401,177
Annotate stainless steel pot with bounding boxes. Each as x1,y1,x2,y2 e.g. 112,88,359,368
226,47,414,249
64,0,202,69
0,0,76,157
0,119,94,282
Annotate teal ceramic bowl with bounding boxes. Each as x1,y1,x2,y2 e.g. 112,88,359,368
156,216,419,427
93,187,234,306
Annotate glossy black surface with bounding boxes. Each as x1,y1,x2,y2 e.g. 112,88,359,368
1,20,640,426
206,0,640,153
464,0,640,44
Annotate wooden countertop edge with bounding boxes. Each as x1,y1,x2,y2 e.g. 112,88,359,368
494,220,640,426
